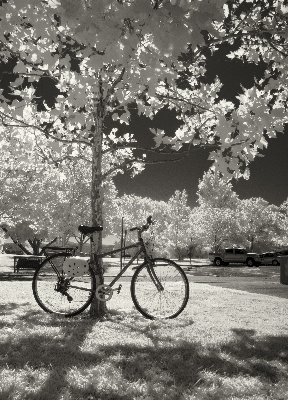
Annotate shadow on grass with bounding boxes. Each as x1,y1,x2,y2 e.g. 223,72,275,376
0,274,34,281
0,302,33,318
1,306,288,399
92,327,288,398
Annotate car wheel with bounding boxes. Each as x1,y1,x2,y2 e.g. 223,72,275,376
246,258,254,267
272,260,279,266
214,258,222,266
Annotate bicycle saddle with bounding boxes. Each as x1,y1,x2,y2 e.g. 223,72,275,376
78,225,103,235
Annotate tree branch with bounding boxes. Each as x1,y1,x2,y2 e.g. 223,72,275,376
104,67,126,105
0,39,58,82
0,110,91,148
102,142,221,179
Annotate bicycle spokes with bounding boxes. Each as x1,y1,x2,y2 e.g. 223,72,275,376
32,253,96,317
131,258,189,319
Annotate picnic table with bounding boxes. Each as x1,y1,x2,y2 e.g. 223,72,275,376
13,255,45,273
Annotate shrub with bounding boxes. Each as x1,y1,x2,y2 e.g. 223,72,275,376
3,243,24,255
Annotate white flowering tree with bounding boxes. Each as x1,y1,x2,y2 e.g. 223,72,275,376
163,190,191,259
197,169,239,209
278,199,288,249
236,198,283,252
191,206,240,252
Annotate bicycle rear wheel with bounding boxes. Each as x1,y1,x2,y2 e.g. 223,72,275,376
32,253,96,317
131,258,189,319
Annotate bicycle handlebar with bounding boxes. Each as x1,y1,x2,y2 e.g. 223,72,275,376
130,216,154,233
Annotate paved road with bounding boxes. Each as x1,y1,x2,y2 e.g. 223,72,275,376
187,274,288,299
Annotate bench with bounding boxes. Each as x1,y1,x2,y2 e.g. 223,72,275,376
13,255,45,273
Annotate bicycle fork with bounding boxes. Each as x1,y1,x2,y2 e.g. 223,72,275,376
146,259,164,292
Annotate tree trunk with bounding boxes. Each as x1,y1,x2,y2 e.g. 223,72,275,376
89,107,107,319
250,237,254,252
0,226,32,255
28,238,42,255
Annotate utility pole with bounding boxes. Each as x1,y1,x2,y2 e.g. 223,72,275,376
120,217,124,271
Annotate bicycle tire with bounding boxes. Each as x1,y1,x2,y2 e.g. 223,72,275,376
32,253,96,317
130,258,189,319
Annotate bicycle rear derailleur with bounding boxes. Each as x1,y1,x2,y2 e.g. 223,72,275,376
54,277,73,302
95,284,122,301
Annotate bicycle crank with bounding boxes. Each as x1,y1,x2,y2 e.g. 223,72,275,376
95,284,122,301
95,284,113,301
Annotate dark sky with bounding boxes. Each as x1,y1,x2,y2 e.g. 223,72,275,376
113,43,288,209
113,126,288,208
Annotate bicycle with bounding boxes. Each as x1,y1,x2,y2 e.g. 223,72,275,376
32,217,189,319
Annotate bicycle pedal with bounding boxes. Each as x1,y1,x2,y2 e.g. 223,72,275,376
65,293,73,302
116,284,122,294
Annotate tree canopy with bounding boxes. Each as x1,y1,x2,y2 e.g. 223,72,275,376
0,0,287,180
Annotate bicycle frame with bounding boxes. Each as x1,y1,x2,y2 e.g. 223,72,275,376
33,217,189,319
43,227,164,293
99,244,143,288
96,239,164,292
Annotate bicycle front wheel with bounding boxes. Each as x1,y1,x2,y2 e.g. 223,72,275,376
131,258,189,319
32,253,96,317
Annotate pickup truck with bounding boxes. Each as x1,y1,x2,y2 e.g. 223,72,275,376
209,248,261,267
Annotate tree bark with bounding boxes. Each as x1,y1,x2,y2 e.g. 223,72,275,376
28,238,41,255
250,237,254,252
89,100,107,319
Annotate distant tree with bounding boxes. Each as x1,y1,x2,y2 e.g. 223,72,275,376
236,198,282,252
160,190,191,260
187,209,211,259
0,128,42,223
1,221,56,255
0,228,5,253
112,194,168,257
275,199,288,249
197,169,239,209
192,206,239,252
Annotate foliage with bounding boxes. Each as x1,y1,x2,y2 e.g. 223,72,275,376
0,131,119,250
197,169,239,209
0,127,42,224
0,227,4,252
236,197,283,252
278,198,288,248
0,1,288,180
191,206,240,252
164,190,191,259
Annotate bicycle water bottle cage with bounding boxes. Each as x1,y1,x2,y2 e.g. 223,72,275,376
63,257,90,277
78,225,103,236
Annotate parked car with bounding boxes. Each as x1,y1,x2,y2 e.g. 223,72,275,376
276,249,288,256
209,248,261,267
259,252,279,266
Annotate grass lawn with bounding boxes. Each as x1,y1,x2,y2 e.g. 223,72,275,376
1,255,288,399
